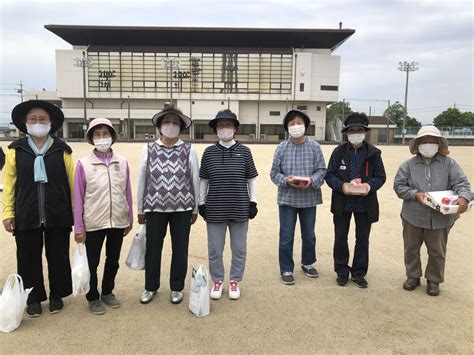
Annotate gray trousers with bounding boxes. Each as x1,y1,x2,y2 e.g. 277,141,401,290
402,219,449,283
207,221,249,282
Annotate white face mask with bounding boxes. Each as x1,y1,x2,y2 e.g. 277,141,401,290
288,124,305,138
217,127,235,142
26,123,51,138
418,143,439,158
348,133,365,145
93,137,112,152
161,123,180,139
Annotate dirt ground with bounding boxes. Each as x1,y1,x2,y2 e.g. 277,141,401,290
0,142,473,354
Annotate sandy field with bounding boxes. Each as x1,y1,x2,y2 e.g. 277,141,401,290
0,142,473,354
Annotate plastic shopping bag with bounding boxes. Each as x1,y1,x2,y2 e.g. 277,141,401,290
0,274,32,332
71,243,90,297
125,225,146,270
189,265,210,318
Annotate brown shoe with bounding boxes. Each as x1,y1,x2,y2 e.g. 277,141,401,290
427,280,440,296
403,277,421,291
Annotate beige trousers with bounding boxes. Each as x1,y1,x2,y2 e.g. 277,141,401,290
402,219,449,283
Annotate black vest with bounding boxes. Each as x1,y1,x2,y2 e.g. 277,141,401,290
9,137,73,231
329,142,381,223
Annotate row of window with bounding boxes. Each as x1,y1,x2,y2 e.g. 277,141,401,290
87,52,293,94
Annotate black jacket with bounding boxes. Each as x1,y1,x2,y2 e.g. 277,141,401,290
9,137,73,231
325,141,386,223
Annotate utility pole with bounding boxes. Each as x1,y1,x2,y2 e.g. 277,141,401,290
73,50,92,137
398,61,419,144
127,95,131,142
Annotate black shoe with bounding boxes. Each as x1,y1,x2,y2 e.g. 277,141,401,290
281,272,295,285
26,303,42,317
427,280,440,296
49,298,64,314
301,265,319,278
403,277,421,291
336,274,349,286
352,275,368,288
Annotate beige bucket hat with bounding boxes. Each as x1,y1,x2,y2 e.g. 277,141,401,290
408,125,449,155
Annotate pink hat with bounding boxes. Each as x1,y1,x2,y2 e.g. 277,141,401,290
86,118,117,145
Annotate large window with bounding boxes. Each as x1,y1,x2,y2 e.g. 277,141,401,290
88,51,293,95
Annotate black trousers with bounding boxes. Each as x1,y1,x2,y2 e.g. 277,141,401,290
85,228,124,302
333,212,372,277
145,211,192,292
15,227,72,304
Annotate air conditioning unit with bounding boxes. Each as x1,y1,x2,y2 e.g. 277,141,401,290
249,133,255,139
260,134,267,140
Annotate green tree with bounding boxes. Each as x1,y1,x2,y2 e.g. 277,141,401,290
460,111,474,126
383,101,421,128
433,108,464,127
326,101,352,122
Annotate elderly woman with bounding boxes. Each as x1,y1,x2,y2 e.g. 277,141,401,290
270,109,326,285
73,118,133,315
198,109,258,300
393,125,471,296
2,100,75,317
325,113,386,288
137,105,199,305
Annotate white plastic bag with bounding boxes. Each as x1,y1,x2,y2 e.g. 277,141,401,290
0,274,32,333
189,265,210,318
71,243,90,297
125,225,146,270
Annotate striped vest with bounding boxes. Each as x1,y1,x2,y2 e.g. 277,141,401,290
143,142,195,211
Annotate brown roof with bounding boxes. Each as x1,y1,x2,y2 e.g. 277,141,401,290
44,25,355,52
368,116,391,125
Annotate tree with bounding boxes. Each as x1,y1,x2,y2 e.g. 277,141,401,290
383,101,421,128
433,108,464,127
460,111,474,126
326,101,352,122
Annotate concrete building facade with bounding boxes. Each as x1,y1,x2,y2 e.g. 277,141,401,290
25,25,355,141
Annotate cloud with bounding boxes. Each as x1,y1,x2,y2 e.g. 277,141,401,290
1,0,472,124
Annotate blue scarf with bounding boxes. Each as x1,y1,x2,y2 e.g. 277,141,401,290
27,135,52,183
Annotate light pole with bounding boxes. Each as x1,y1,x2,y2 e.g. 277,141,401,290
73,51,92,137
161,57,180,106
398,61,419,144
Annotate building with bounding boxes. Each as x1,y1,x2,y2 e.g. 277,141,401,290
333,115,397,144
25,25,355,141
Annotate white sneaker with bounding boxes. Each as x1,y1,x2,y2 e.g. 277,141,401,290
210,280,224,300
229,280,240,300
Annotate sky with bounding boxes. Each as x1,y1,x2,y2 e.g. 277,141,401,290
0,0,472,125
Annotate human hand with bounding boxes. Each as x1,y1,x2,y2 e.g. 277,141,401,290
456,197,469,214
361,183,371,196
415,192,425,205
342,183,351,195
3,218,15,233
75,233,86,243
287,176,303,188
138,214,146,225
191,213,198,225
124,224,133,236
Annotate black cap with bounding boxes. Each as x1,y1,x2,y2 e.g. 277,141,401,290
341,112,370,132
11,100,64,134
208,109,240,130
283,109,310,131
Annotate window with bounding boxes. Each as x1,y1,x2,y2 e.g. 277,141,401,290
296,105,307,111
317,106,321,111
88,51,293,95
321,85,338,91
269,111,281,116
299,83,304,92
